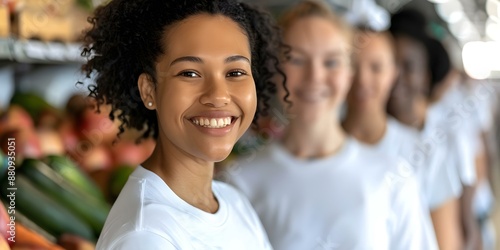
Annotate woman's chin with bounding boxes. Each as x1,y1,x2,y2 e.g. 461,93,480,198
199,148,233,164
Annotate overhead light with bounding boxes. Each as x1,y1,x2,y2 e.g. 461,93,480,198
462,41,500,79
428,0,451,3
435,0,465,23
486,17,500,41
486,0,500,19
449,16,480,41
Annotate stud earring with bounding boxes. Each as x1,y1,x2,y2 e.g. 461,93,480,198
147,102,153,107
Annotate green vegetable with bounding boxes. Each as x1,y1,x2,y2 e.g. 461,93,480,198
0,175,95,241
19,159,110,237
43,155,106,201
108,165,135,202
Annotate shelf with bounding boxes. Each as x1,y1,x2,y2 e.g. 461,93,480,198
0,38,85,64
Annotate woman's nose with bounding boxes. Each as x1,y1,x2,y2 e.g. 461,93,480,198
200,77,231,108
307,61,327,86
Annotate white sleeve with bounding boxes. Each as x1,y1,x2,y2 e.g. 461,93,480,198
110,231,178,250
424,151,463,210
390,163,438,250
451,133,477,187
477,91,494,132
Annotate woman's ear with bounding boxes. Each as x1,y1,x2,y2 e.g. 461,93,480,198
138,73,157,110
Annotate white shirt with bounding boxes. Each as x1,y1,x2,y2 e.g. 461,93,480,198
227,137,437,250
374,117,464,209
426,102,477,187
432,80,496,216
96,166,272,250
433,81,482,154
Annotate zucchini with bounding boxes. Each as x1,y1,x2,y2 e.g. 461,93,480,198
2,204,58,244
0,175,95,242
0,151,6,180
18,159,109,237
108,165,135,202
43,155,105,201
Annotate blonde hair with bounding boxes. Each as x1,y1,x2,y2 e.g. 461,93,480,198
279,0,353,46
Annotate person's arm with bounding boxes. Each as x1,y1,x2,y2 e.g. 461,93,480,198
430,198,463,250
454,131,482,250
390,169,438,250
461,183,482,250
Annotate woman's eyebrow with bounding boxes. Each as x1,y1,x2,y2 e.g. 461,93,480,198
170,56,203,66
225,55,250,64
325,50,344,57
170,55,250,66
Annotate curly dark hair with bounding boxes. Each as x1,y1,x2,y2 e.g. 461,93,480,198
80,0,288,140
390,9,451,97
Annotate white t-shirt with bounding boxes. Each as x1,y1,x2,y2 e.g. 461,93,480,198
373,117,464,209
426,102,477,187
96,166,272,250
433,81,482,154
432,80,496,216
226,137,437,250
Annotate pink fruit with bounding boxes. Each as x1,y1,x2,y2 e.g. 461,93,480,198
36,129,65,156
111,139,156,167
77,145,113,172
77,107,119,147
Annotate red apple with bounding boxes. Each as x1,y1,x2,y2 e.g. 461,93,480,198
77,107,119,147
111,139,156,167
59,118,79,154
0,129,42,162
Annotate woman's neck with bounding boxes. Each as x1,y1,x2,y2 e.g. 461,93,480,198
142,138,218,213
343,106,387,145
401,99,428,130
282,114,346,159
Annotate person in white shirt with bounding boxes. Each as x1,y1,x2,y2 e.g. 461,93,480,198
80,0,287,249
225,1,436,249
342,27,463,248
385,9,481,250
431,70,497,249
97,166,270,249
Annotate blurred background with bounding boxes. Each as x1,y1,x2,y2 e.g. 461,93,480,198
0,0,499,249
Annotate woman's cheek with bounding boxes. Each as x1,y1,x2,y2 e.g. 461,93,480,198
232,81,257,115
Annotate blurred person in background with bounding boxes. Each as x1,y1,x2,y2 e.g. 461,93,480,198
430,61,497,249
387,9,481,250
342,26,462,249
226,1,435,249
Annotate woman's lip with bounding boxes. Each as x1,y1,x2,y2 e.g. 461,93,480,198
188,117,239,137
187,111,237,119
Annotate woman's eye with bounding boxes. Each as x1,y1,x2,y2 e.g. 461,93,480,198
178,71,200,78
227,70,247,77
290,57,305,65
324,59,339,68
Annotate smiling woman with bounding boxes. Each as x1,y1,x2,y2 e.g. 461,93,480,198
80,0,286,249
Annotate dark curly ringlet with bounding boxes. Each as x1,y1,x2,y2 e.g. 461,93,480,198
80,0,289,140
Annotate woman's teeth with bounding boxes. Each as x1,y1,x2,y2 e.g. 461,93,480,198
191,117,232,128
